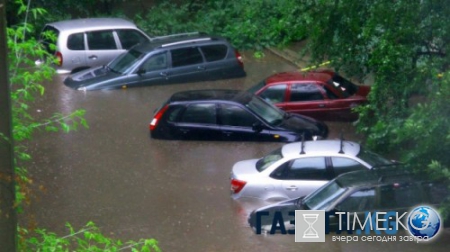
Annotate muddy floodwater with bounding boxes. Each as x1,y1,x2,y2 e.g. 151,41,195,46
24,51,450,251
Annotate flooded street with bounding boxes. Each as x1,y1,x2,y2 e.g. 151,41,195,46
23,51,449,251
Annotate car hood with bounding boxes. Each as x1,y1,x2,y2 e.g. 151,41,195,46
248,196,305,230
277,114,328,139
64,66,122,90
231,159,259,179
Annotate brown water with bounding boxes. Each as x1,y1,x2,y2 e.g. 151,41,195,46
22,51,449,251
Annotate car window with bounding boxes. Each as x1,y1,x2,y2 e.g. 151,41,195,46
357,147,392,167
303,181,347,210
108,49,145,74
167,106,183,122
331,157,366,177
256,147,284,172
141,53,167,72
171,47,203,67
330,73,358,96
200,44,228,62
116,29,148,50
245,96,285,126
179,103,216,124
87,30,117,50
218,104,257,127
379,184,423,209
336,189,376,212
290,83,324,102
323,85,340,99
67,33,85,51
259,84,287,103
271,157,327,180
422,182,450,204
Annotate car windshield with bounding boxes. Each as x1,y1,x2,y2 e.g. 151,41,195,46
255,147,284,172
357,147,392,167
108,49,145,74
245,96,285,125
303,181,347,210
247,80,266,94
328,74,358,97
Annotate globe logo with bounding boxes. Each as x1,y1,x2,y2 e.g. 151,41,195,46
407,206,441,240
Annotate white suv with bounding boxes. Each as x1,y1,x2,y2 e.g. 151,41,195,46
38,18,151,74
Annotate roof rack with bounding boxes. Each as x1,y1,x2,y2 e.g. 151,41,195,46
300,133,306,154
150,32,207,41
338,132,345,154
161,37,212,48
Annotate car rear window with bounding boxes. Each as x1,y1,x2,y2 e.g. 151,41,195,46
200,44,227,62
40,25,59,54
256,147,283,172
67,33,85,50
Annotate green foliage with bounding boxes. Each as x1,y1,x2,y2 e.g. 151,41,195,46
302,0,450,216
134,0,306,51
18,222,161,252
5,1,160,251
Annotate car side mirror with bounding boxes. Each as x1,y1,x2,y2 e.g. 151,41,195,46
252,122,263,132
136,68,146,75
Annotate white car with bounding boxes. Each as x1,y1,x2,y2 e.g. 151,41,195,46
230,140,393,202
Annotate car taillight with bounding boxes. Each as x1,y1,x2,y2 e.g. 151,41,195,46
230,178,246,194
149,105,169,131
234,49,243,68
55,51,63,66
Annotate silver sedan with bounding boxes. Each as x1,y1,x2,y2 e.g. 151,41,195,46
230,140,393,202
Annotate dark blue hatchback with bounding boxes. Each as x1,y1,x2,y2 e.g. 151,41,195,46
149,89,328,142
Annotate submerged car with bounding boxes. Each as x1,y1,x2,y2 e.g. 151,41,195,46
150,89,328,142
248,168,450,233
248,70,371,121
64,33,245,90
37,18,151,74
230,139,393,201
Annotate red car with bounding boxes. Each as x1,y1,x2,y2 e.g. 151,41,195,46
248,70,371,121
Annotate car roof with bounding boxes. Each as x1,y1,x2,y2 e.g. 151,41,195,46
168,89,252,104
264,70,336,84
133,33,228,52
281,140,361,159
46,18,138,32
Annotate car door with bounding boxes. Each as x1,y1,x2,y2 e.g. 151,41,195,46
284,83,330,119
218,103,272,141
198,44,230,79
173,103,222,140
126,52,169,87
330,188,377,232
86,30,122,68
270,157,330,199
166,47,207,83
256,84,289,109
64,32,87,69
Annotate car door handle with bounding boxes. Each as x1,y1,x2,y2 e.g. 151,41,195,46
180,129,189,134
88,55,98,60
160,72,170,78
318,104,326,108
197,66,205,70
286,185,298,191
222,131,233,136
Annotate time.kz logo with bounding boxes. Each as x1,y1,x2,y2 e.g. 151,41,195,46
407,206,441,239
255,205,443,243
